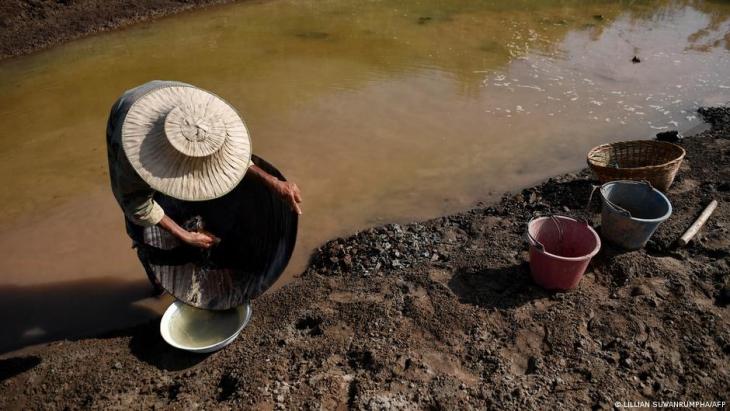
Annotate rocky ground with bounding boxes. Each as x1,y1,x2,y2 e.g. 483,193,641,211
0,0,244,60
1,107,728,410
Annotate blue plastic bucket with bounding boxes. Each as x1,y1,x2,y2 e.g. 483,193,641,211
599,180,672,250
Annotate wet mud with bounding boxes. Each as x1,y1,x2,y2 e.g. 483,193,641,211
0,0,241,60
1,107,727,409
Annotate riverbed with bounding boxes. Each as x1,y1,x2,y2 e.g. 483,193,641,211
2,107,728,409
0,0,728,352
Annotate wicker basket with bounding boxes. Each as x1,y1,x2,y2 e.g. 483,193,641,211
586,140,685,192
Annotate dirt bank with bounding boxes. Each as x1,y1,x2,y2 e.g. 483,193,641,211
1,107,728,409
0,0,244,60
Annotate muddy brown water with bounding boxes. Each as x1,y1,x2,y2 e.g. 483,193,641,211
0,0,728,353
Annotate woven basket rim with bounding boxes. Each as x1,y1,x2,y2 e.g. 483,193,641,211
587,140,686,171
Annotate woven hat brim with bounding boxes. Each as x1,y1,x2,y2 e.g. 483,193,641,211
121,85,252,201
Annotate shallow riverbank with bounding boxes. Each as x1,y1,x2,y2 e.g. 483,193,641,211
1,107,728,409
0,0,244,60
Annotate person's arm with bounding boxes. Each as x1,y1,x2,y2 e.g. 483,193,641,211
158,215,215,249
247,163,303,215
123,193,216,249
106,89,215,249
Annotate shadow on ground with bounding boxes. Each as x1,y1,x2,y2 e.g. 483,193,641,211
0,277,160,354
447,263,548,309
0,356,41,382
125,321,211,371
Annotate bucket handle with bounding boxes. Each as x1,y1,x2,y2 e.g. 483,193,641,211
525,227,545,251
585,184,600,212
602,196,632,218
591,180,656,218
526,216,545,251
526,216,564,253
550,215,564,244
639,179,655,194
597,179,654,219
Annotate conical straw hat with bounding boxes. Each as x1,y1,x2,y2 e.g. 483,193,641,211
121,85,252,201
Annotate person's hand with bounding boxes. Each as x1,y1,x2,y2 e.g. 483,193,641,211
182,231,217,249
274,181,303,215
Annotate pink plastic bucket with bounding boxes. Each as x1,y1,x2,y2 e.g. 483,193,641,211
526,216,601,291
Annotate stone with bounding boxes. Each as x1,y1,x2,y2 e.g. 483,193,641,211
655,130,681,143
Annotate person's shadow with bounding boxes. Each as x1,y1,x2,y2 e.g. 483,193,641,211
0,356,41,382
0,277,212,373
0,277,159,355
